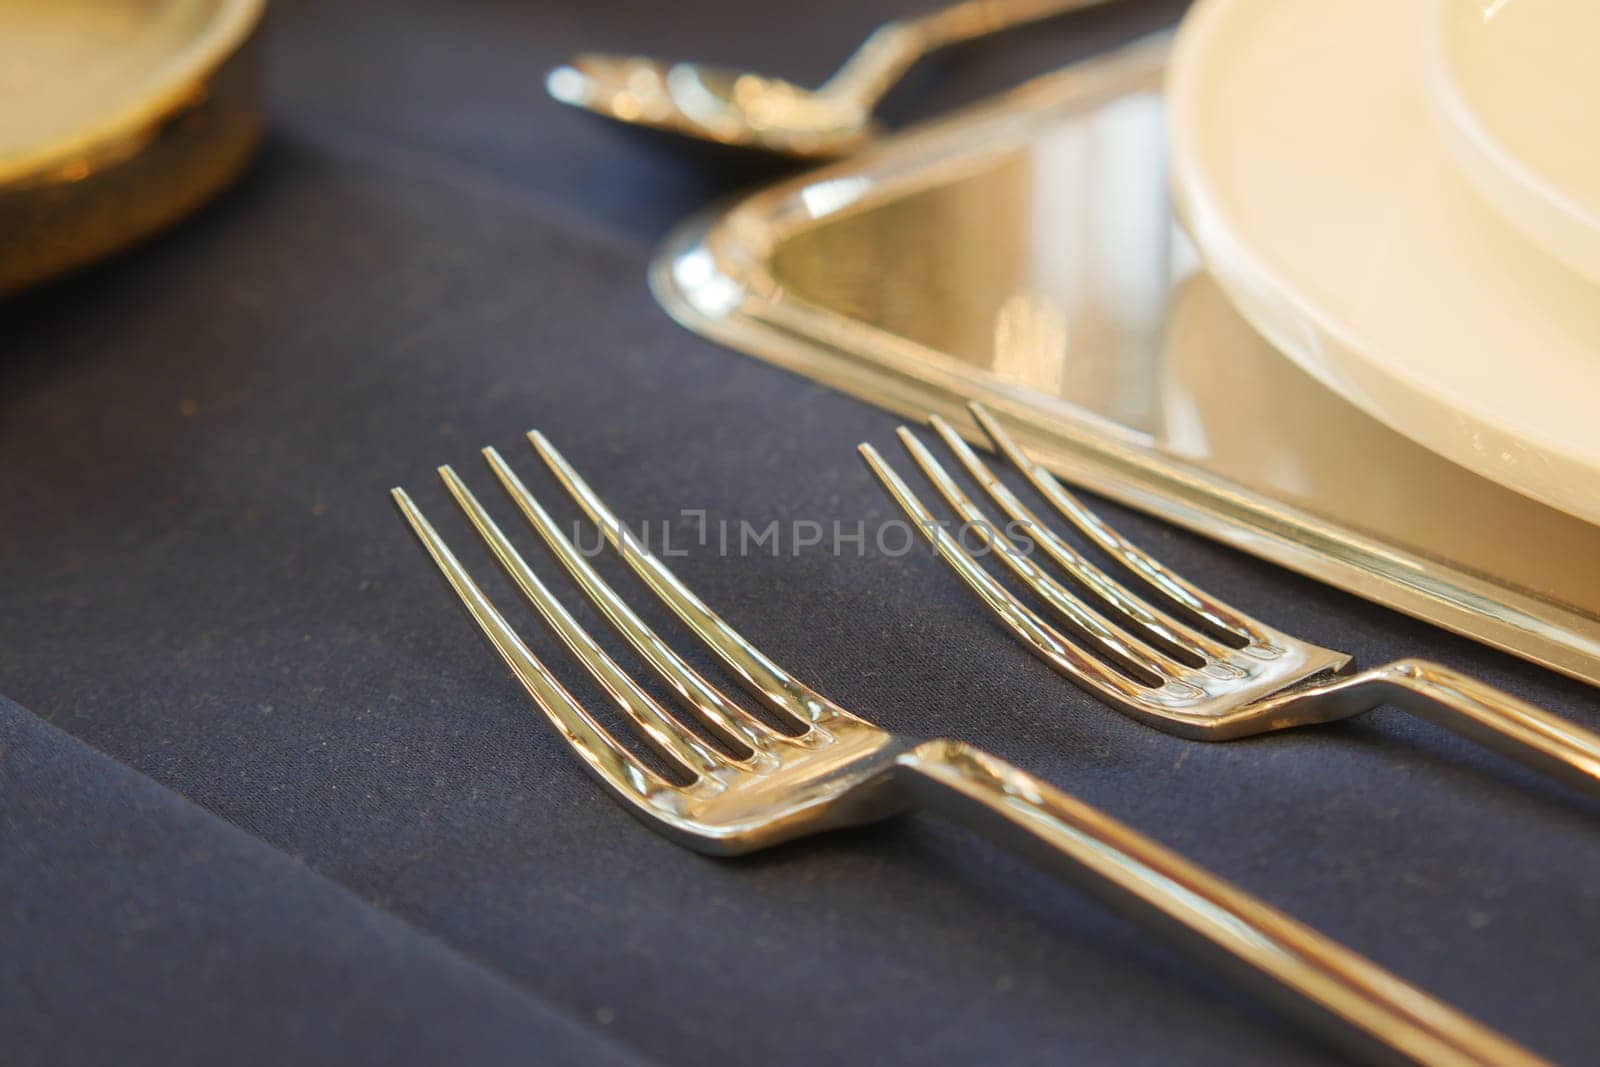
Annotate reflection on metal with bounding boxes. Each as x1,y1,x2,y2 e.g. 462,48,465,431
651,33,1600,686
992,293,1067,396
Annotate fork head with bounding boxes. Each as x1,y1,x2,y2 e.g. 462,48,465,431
393,434,913,856
860,402,1356,741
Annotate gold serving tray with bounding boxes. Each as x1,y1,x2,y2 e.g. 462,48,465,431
651,34,1600,686
0,0,265,295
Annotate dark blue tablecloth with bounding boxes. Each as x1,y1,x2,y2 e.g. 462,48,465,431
4,2,1599,1063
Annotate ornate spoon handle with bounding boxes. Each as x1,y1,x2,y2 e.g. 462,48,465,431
823,0,1117,107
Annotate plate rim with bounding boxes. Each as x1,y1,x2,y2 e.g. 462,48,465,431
1166,0,1600,525
1420,0,1600,284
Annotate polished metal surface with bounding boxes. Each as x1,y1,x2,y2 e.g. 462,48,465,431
0,0,265,295
396,434,1544,1066
546,0,1111,159
650,33,1600,686
866,400,1600,796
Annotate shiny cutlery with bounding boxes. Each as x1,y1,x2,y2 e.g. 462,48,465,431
395,432,1542,1065
547,0,1112,159
861,401,1600,798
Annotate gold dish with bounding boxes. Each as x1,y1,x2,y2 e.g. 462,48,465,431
651,33,1600,686
546,0,1113,160
0,0,266,294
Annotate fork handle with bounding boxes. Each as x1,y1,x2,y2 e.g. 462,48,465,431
899,740,1544,1066
1331,659,1600,799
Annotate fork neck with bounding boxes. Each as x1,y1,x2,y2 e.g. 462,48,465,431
1302,659,1600,801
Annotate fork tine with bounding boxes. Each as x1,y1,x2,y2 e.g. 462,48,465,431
528,431,848,728
894,427,1197,683
482,446,779,756
437,465,730,780
926,415,1246,675
390,487,667,799
968,402,1268,650
859,443,1206,706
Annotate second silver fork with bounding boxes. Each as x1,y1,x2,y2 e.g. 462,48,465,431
861,402,1600,799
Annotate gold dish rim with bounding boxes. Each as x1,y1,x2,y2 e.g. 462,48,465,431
0,0,267,189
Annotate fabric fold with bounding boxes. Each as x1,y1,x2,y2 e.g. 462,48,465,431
0,696,643,1067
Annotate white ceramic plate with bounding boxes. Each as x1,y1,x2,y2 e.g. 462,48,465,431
1167,0,1600,525
1424,0,1600,284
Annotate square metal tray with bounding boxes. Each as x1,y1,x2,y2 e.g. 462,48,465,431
651,34,1600,686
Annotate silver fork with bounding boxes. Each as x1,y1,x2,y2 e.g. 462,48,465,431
394,432,1543,1066
859,402,1600,796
